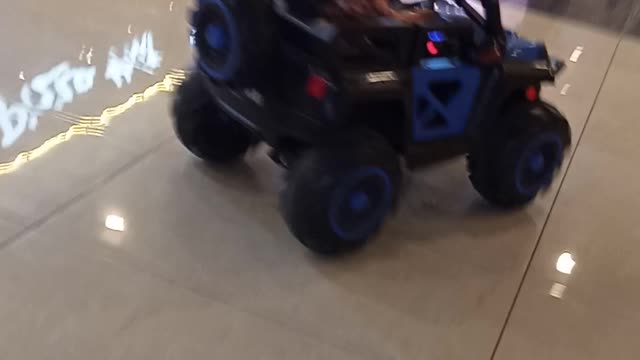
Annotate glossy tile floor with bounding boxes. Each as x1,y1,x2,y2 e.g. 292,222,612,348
1,1,639,359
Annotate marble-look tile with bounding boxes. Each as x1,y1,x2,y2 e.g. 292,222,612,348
0,128,593,360
504,0,636,32
0,229,368,360
0,132,136,225
0,0,636,358
0,0,192,225
0,218,21,247
494,36,640,360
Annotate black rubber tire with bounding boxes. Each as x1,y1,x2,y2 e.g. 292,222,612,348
281,130,402,255
172,72,254,163
192,0,276,88
468,101,571,208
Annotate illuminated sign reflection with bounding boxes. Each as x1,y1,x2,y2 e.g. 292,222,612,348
0,30,163,151
106,31,162,89
0,70,185,175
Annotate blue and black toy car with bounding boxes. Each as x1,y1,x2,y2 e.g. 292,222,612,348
173,0,571,254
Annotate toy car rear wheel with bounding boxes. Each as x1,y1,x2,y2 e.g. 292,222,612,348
281,131,402,254
172,72,255,163
192,0,275,87
468,101,571,208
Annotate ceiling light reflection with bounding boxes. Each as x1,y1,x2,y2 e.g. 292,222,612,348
556,252,576,275
549,282,567,299
105,214,125,232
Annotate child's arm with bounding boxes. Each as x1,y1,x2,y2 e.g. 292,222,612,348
372,0,432,23
331,0,433,24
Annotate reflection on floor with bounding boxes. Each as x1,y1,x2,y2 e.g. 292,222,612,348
0,1,640,359
0,70,185,175
505,0,640,32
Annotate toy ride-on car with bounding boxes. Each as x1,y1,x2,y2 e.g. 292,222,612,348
173,0,571,254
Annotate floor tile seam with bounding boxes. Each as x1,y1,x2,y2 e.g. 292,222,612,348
0,137,174,253
0,138,389,359
488,32,625,360
88,253,392,360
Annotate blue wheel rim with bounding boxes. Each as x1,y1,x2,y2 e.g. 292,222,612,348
328,167,393,242
205,25,228,50
515,134,563,196
196,0,240,81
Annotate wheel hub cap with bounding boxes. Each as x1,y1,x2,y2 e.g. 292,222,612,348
349,191,370,212
329,167,393,241
205,24,227,50
528,151,545,173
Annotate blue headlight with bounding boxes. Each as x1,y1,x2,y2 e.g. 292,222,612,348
428,31,446,43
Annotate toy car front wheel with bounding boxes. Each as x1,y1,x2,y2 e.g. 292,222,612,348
172,72,255,163
281,131,402,254
468,101,571,208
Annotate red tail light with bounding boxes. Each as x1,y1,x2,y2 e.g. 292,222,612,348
306,74,328,100
426,41,439,56
525,85,539,102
